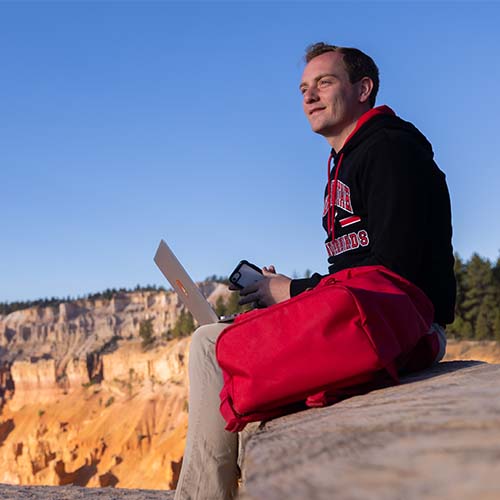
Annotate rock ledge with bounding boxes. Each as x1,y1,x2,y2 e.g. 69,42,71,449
0,484,174,500
239,361,500,500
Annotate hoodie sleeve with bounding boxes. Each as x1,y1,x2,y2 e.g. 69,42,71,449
290,273,325,297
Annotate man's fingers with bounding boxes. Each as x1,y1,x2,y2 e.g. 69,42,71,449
262,265,276,275
238,293,259,306
239,282,260,296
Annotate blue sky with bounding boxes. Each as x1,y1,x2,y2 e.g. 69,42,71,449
1,1,499,302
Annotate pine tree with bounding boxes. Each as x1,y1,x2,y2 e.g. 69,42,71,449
226,291,241,315
493,308,500,342
171,310,196,338
449,315,474,339
448,254,471,339
461,254,496,339
476,303,491,340
492,256,500,340
139,318,155,350
215,296,227,317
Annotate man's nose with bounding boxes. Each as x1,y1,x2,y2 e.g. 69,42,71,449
303,86,319,104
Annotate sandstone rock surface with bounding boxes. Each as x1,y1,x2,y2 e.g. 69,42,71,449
0,484,174,499
239,361,500,500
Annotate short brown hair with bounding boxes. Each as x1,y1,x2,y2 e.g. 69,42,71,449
305,42,380,108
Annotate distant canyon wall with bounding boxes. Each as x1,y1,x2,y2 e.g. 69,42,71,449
0,282,228,390
0,283,229,489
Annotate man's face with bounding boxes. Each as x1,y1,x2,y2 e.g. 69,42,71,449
300,51,364,144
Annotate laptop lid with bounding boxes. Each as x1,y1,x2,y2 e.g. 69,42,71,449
154,240,219,326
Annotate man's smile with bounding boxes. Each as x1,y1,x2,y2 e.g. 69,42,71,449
309,107,326,116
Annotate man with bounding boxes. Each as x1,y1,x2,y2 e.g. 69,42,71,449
174,43,456,500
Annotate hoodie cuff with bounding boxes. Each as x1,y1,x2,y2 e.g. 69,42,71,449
290,277,315,297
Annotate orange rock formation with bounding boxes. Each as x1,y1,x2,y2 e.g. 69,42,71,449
0,339,190,489
0,285,232,489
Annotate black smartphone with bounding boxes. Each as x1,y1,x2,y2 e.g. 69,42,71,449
229,260,264,289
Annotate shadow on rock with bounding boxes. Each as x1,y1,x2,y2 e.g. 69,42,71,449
401,360,486,384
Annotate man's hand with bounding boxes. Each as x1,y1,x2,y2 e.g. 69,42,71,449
237,265,291,308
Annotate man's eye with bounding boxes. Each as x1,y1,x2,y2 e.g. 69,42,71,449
319,79,332,87
300,87,307,95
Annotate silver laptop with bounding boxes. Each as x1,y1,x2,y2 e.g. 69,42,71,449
154,239,220,325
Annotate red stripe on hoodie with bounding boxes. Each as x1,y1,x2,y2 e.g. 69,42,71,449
328,105,396,241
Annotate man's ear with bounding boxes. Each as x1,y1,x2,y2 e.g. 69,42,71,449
358,77,374,104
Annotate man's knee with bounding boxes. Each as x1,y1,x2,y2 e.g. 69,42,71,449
188,323,228,381
189,323,225,363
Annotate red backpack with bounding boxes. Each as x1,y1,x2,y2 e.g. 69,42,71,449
216,265,439,432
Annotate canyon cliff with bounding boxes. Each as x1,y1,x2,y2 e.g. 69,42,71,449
0,284,229,489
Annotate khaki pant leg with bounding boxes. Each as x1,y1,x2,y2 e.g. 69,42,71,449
175,322,238,500
432,322,447,363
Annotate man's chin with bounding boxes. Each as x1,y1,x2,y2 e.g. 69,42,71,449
311,123,334,137
309,120,325,133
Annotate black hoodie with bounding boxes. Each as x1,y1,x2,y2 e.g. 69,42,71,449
290,106,456,326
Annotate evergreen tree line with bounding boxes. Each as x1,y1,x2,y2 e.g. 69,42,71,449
0,278,232,316
448,253,500,340
0,284,166,316
0,297,63,316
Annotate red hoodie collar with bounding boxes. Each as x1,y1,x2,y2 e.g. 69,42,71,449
337,105,395,154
